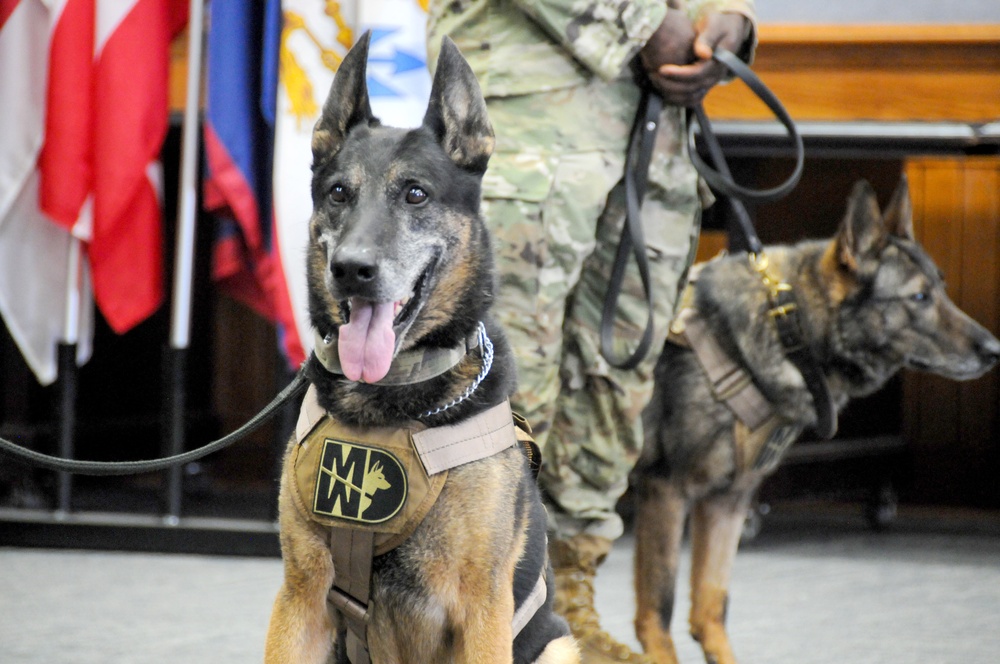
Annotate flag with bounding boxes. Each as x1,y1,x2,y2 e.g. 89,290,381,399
0,0,93,385
203,0,280,320
90,0,186,332
39,0,186,335
358,0,431,128
38,0,93,233
1,0,49,222
270,0,357,367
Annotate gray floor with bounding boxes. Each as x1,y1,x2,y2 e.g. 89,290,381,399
2,506,1000,663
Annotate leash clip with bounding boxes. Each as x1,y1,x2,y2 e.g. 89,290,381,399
749,252,792,300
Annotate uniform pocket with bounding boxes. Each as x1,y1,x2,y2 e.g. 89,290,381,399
481,152,558,312
483,152,558,203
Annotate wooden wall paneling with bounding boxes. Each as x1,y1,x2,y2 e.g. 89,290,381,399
695,230,728,263
900,165,925,460
956,161,1000,504
903,158,1000,505
211,295,281,486
907,161,963,500
169,28,191,113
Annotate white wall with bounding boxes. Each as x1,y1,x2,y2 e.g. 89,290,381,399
756,0,1000,24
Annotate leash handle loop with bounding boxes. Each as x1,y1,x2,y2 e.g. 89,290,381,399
600,48,804,370
687,48,804,205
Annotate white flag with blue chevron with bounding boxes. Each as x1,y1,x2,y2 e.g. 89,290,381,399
358,0,431,128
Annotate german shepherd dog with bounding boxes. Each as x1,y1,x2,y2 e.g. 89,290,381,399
631,178,1000,664
264,34,578,663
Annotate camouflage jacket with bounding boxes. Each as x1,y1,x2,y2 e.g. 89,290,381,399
427,0,757,98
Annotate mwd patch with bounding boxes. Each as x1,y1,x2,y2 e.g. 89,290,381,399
289,396,449,556
289,386,530,556
313,440,407,524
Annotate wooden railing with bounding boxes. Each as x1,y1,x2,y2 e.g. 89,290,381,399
704,24,1000,123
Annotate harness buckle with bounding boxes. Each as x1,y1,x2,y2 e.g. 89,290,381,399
768,302,797,318
328,587,371,626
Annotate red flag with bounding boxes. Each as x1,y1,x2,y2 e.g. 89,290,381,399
39,0,93,231
1,0,94,385
39,0,185,334
89,0,170,332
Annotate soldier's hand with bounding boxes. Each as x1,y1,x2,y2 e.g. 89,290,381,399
646,12,750,108
693,11,750,60
639,10,697,72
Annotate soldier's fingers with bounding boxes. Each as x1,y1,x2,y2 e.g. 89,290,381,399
646,74,710,107
694,13,750,60
656,59,726,90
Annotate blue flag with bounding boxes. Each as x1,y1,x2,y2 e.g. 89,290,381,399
203,0,280,320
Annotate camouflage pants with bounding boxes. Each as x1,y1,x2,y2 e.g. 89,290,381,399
482,90,702,540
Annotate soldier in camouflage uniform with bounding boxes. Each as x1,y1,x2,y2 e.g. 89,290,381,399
427,2,756,661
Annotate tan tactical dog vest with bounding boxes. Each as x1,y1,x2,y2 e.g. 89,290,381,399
288,386,543,663
289,385,535,554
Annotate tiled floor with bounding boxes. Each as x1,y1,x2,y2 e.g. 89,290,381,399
2,505,999,663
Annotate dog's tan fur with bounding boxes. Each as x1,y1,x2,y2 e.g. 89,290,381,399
267,449,537,661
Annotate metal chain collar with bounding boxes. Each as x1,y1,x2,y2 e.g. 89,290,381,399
419,321,493,419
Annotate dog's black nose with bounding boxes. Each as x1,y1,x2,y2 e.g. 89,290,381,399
331,248,379,290
977,335,1000,366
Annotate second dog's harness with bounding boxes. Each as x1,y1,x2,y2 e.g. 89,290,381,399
288,386,544,664
665,254,833,473
667,303,802,474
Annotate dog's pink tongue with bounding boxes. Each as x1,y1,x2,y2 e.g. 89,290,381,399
338,300,396,383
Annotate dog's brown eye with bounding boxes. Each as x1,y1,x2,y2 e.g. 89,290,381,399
330,183,347,203
406,186,427,205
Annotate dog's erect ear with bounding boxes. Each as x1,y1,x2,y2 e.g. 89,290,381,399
422,36,494,173
882,175,915,241
312,31,376,163
836,180,887,273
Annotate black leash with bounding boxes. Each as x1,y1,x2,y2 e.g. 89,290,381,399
599,86,663,371
599,48,835,439
600,47,803,368
686,48,804,254
688,50,834,439
0,364,310,476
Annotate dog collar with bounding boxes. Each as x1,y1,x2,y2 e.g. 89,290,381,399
313,324,483,387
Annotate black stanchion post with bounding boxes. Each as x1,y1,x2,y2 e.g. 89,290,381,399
55,235,84,516
162,345,187,522
163,0,205,524
56,342,77,514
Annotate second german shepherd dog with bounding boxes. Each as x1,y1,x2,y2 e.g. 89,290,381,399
264,35,578,663
631,178,1000,664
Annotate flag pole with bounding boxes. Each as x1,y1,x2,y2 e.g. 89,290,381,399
55,236,83,516
163,0,206,524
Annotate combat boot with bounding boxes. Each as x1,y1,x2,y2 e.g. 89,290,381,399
550,533,654,664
